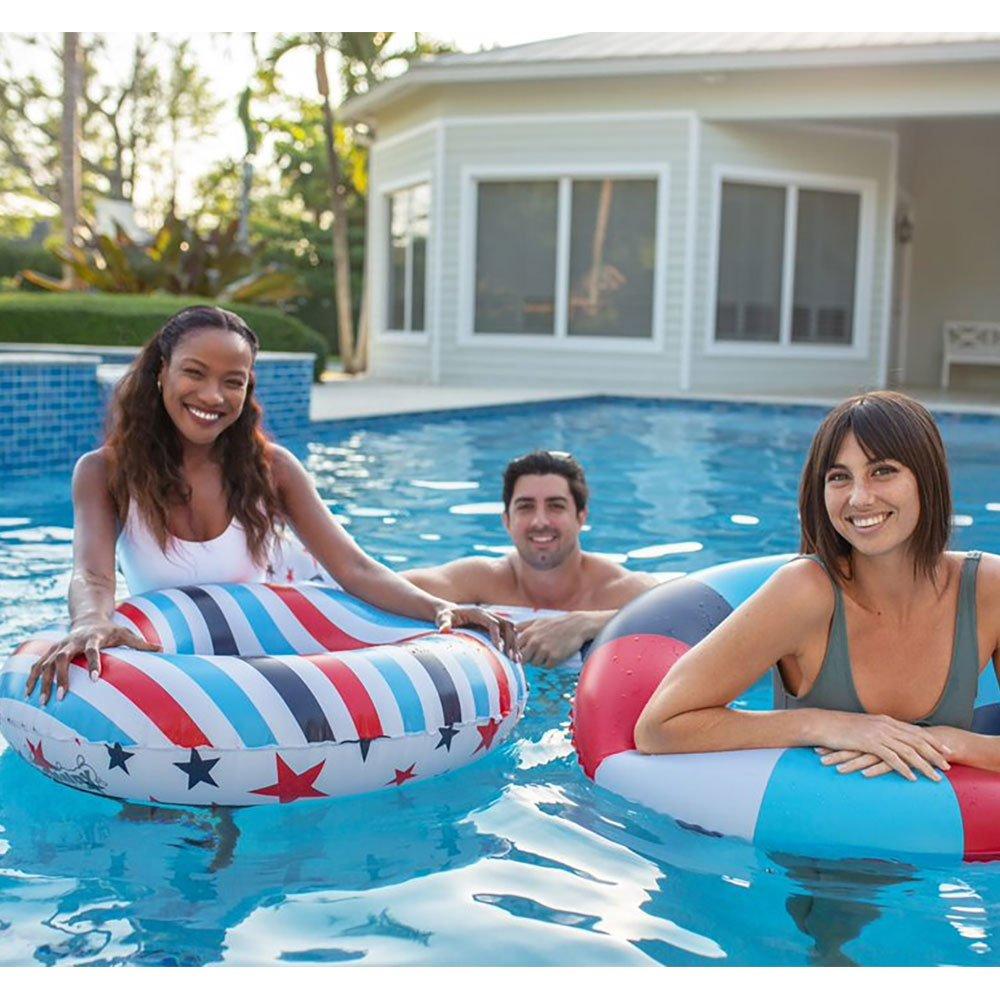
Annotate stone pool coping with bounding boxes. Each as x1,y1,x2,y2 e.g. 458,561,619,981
311,376,1000,424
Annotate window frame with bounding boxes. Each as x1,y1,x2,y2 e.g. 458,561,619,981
705,165,877,361
379,173,432,344
458,164,670,353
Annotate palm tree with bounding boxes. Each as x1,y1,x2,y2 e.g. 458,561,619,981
269,33,358,372
60,32,83,285
269,33,451,373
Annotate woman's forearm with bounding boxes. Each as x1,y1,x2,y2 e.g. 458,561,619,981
338,553,447,622
67,570,117,629
635,704,827,755
929,726,1000,772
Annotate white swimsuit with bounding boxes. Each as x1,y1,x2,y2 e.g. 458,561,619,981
116,505,332,595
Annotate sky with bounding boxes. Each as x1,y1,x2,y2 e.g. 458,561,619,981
3,8,994,220
0,30,552,220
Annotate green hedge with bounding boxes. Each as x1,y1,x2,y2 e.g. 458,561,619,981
0,292,330,379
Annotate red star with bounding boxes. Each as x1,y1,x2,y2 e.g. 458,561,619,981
475,718,501,753
251,754,327,804
26,739,54,772
387,763,417,786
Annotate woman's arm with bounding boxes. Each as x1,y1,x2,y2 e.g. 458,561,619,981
271,447,516,653
634,560,951,780
26,450,161,703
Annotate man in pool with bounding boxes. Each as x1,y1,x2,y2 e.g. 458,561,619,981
402,451,660,666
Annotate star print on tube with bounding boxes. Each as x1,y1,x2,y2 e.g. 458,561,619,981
475,718,500,753
27,739,53,772
106,742,135,774
436,724,458,751
387,763,417,787
251,754,327,804
173,748,220,789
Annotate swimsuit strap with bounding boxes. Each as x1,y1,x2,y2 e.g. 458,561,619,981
772,554,864,714
923,551,982,730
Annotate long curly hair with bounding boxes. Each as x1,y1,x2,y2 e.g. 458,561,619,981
105,305,282,567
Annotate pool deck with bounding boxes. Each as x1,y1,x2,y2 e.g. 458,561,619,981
311,374,1000,422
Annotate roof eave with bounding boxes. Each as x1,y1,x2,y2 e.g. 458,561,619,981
341,40,1000,124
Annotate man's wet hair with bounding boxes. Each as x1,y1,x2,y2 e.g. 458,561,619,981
502,451,589,513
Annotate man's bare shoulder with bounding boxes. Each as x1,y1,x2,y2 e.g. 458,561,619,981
402,556,513,603
581,553,660,607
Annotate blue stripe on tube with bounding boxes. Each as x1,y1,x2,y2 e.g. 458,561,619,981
142,591,194,653
362,648,426,734
0,671,135,747
690,553,793,611
162,655,277,748
753,747,964,861
227,585,295,656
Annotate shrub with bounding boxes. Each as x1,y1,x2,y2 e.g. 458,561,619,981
0,292,330,380
0,238,60,287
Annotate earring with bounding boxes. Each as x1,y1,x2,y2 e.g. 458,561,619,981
156,378,162,392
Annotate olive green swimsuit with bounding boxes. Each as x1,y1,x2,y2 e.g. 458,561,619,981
773,552,983,729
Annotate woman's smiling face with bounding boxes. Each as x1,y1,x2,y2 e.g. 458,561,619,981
824,431,921,559
159,327,254,447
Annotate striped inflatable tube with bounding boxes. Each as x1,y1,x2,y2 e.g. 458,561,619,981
573,554,1000,862
0,583,527,807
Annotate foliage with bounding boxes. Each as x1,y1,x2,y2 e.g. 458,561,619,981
0,237,60,282
0,292,329,379
0,34,222,217
20,215,304,304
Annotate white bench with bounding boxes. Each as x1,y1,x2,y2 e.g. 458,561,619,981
941,321,1000,389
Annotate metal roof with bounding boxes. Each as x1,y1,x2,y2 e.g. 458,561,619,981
433,32,1000,64
342,32,1000,121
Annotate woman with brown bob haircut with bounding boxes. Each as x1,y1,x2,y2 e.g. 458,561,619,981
636,391,1000,780
26,305,515,704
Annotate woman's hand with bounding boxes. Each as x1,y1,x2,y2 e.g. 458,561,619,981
812,713,954,781
25,623,162,705
436,605,519,662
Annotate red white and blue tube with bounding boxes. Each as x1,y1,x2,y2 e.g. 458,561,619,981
573,554,1000,863
0,583,526,807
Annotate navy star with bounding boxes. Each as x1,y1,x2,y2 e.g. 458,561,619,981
358,738,373,761
436,724,458,752
173,748,220,790
106,742,135,774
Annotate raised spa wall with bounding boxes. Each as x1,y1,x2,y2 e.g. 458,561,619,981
0,345,315,478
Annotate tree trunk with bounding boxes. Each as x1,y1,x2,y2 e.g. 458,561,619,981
352,275,369,372
314,41,358,374
60,33,83,285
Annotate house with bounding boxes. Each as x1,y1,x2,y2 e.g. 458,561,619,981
341,33,1000,396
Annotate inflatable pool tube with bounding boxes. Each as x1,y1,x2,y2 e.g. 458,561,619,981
573,554,1000,862
0,583,527,807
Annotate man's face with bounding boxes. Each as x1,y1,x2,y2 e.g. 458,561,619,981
502,474,586,571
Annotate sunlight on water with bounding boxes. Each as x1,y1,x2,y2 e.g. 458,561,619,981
0,398,998,966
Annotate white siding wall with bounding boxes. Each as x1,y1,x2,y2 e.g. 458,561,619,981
368,126,437,380
690,122,895,394
435,116,691,390
904,119,1000,390
366,59,996,396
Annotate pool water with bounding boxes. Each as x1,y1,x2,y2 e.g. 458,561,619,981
0,396,998,966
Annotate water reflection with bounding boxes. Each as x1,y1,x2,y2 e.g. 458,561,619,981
1,399,998,965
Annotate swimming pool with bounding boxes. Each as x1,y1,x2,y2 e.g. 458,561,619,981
1,396,998,966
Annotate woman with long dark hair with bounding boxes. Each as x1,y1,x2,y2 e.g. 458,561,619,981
26,305,515,703
635,391,1000,777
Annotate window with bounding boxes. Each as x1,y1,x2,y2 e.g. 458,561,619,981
386,183,429,332
714,178,862,348
475,181,558,335
473,176,659,340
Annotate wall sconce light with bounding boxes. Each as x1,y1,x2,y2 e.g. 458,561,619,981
895,209,915,245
